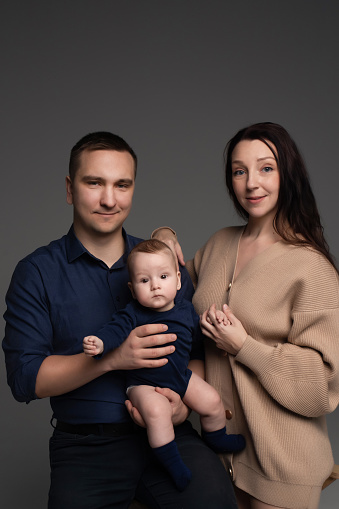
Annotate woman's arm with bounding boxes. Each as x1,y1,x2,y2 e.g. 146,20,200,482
201,282,339,418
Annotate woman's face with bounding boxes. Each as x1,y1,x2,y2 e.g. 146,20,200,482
231,139,280,223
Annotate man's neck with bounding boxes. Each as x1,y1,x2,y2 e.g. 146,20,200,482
74,227,125,268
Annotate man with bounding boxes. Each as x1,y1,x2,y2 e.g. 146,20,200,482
3,132,236,509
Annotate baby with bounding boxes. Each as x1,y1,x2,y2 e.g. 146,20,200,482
83,239,245,491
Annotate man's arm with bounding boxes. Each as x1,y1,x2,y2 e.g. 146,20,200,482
35,323,177,398
4,259,177,402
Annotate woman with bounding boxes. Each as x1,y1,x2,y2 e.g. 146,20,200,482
155,123,339,509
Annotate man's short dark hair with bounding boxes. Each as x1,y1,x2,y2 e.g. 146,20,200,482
69,131,137,180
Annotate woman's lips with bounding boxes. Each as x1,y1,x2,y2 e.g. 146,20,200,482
246,196,266,204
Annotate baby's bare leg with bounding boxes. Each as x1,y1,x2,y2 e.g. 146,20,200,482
128,385,192,491
183,372,226,430
128,385,174,448
184,373,245,453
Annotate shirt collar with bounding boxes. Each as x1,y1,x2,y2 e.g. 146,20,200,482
66,225,133,268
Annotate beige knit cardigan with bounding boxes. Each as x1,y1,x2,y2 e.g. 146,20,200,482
186,226,339,509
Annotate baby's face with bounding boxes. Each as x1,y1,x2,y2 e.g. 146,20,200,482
129,250,181,312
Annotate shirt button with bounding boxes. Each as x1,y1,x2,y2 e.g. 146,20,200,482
225,409,233,420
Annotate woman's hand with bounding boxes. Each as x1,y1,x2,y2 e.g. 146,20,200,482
200,304,247,355
152,227,185,266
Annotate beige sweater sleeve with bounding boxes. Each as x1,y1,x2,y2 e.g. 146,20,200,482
236,255,339,418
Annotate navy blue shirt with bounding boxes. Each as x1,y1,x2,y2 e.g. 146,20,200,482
97,299,204,398
3,227,194,424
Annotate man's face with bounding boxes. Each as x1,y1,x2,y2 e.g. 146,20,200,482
66,149,135,241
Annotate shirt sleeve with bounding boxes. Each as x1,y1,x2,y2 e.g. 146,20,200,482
176,265,194,302
236,259,339,418
94,306,136,356
189,304,205,361
3,260,53,403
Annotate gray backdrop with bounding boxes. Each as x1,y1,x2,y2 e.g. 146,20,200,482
1,1,338,507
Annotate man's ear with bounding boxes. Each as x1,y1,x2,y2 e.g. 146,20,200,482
128,281,136,299
177,271,181,291
66,176,73,205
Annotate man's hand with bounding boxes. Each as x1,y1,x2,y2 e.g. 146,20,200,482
125,387,189,427
155,387,190,425
103,323,176,372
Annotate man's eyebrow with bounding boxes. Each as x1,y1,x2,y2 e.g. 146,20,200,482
81,175,104,181
81,176,134,184
117,178,134,184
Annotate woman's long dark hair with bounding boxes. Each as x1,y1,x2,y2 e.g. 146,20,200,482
224,122,337,270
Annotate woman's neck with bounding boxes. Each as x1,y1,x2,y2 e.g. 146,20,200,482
244,216,280,243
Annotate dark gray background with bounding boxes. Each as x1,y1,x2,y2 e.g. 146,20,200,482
1,1,338,507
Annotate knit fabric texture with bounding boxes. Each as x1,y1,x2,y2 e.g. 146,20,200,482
187,226,339,508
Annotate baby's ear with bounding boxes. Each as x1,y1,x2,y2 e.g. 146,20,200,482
128,281,136,298
176,271,181,290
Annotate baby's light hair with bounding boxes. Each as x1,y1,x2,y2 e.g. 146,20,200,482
127,239,177,278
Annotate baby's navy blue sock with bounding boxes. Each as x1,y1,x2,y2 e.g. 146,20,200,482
152,440,192,492
202,426,246,453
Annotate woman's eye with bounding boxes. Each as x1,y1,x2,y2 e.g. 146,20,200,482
262,166,273,173
233,169,245,176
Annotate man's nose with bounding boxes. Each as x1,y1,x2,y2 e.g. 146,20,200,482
100,186,116,207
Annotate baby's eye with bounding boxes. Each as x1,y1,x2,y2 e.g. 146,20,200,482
141,278,149,283
160,274,168,279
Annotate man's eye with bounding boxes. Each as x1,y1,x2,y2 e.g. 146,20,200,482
86,180,103,187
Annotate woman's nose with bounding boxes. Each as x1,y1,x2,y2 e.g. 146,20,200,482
246,170,259,189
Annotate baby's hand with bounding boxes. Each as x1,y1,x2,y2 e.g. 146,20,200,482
215,309,231,326
83,335,104,356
